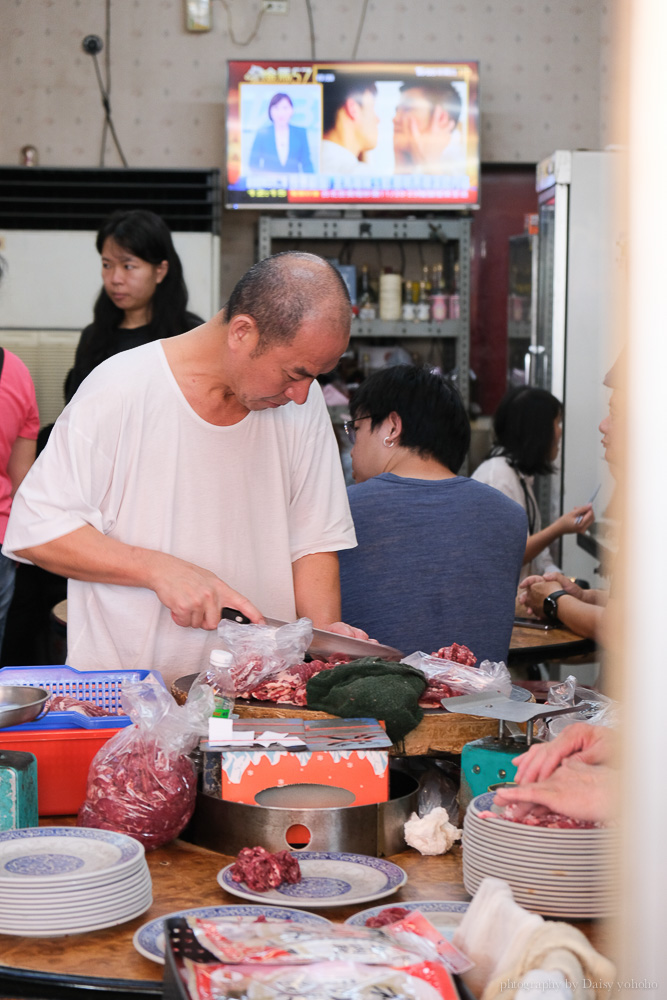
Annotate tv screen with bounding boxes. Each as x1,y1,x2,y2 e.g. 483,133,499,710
226,60,480,210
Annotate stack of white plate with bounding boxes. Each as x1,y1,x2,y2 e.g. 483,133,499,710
0,827,152,937
462,792,618,918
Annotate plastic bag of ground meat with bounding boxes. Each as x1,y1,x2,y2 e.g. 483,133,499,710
215,617,313,694
77,679,214,850
401,652,512,703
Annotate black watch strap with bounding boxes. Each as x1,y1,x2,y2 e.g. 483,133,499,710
542,589,570,623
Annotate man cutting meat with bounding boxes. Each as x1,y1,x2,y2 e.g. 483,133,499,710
3,252,361,686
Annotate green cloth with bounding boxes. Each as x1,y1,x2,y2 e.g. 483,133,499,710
305,658,427,744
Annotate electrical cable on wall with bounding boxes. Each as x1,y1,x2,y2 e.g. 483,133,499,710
214,0,266,47
99,0,112,165
351,0,370,59
82,33,129,167
304,0,316,59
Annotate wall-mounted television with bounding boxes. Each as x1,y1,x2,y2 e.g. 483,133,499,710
226,60,480,210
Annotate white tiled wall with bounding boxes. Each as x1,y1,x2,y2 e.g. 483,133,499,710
1,0,619,293
1,0,616,168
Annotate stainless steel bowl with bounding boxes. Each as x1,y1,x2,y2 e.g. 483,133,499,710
0,685,49,729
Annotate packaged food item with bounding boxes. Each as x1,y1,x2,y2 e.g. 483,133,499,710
77,679,213,849
402,651,512,707
215,618,313,695
179,917,462,999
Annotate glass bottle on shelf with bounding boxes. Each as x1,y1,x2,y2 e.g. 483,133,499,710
357,265,377,320
430,263,447,322
421,264,432,294
416,281,431,322
402,279,416,321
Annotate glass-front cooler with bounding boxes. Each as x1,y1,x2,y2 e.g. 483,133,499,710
507,232,538,387
533,149,618,579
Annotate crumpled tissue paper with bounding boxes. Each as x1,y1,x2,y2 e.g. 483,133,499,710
404,806,462,855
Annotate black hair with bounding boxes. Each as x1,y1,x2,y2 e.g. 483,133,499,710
90,209,194,361
349,364,470,473
322,75,378,134
492,386,562,476
268,92,293,121
64,210,202,403
399,80,462,127
224,251,351,350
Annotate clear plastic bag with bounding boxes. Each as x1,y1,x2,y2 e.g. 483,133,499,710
77,679,214,849
402,651,512,702
536,674,617,741
215,617,313,694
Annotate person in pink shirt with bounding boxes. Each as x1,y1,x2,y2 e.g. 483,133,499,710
0,347,39,648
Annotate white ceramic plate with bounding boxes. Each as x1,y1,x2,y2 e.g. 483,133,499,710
461,868,616,918
0,828,144,885
133,904,332,964
218,852,407,909
0,891,153,937
0,871,153,915
0,863,150,900
461,832,615,869
461,842,612,880
468,794,611,836
344,900,468,939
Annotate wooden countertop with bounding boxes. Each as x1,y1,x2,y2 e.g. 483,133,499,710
0,829,611,998
508,623,595,666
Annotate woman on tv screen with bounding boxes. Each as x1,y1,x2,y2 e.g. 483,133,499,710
249,92,314,174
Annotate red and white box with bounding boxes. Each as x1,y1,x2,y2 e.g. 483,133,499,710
200,718,391,807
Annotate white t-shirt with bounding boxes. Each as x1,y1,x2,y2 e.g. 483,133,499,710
471,455,560,581
3,342,356,686
321,140,373,174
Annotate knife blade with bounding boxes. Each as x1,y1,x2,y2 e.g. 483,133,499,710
220,607,404,662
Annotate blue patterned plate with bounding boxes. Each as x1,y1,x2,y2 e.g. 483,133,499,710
218,852,407,909
0,827,144,884
345,900,469,939
133,904,331,964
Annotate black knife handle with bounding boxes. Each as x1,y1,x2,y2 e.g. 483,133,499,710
220,606,251,625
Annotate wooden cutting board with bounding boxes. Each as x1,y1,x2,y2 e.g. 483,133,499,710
171,673,533,755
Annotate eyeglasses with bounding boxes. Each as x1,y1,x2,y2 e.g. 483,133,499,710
343,415,374,445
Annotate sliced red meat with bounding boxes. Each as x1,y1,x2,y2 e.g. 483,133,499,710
365,906,411,928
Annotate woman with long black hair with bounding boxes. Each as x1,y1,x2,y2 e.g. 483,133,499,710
65,209,203,402
472,386,594,579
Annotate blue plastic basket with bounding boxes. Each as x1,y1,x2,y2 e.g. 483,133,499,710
0,665,166,731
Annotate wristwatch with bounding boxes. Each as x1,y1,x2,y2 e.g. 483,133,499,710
542,589,570,624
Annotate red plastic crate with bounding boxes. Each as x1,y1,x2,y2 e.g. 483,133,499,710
0,727,123,816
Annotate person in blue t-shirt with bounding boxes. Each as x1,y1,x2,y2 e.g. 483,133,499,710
339,365,528,662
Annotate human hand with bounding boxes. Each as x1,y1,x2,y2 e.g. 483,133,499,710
493,758,616,825
326,621,374,641
151,555,262,630
541,572,586,602
512,722,615,784
556,504,594,536
517,575,560,616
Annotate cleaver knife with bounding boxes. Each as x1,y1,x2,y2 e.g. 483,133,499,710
220,607,404,662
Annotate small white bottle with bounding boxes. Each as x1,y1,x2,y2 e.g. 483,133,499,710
209,649,236,718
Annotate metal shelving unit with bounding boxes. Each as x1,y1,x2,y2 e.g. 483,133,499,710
257,214,471,408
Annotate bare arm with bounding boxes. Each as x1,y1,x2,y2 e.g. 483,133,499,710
7,437,36,497
540,572,608,606
518,576,603,640
523,504,594,564
293,551,368,638
16,525,262,630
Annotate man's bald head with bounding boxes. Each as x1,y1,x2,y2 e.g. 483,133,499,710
224,252,352,352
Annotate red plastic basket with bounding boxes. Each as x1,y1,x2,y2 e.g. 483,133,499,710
0,727,123,816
